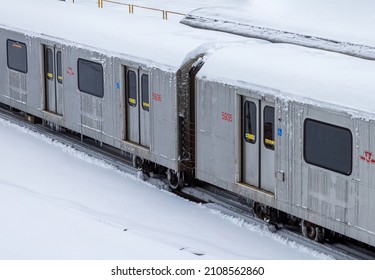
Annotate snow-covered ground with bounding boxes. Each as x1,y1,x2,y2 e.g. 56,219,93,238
0,118,331,260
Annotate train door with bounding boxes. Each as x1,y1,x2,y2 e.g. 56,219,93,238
139,71,150,147
241,97,275,193
242,97,259,186
44,45,63,115
260,101,275,193
125,67,150,148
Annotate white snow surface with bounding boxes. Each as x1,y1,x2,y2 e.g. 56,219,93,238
186,0,375,48
0,119,330,260
0,0,248,71
198,43,375,119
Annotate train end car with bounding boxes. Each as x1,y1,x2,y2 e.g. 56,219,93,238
195,43,375,246
0,0,252,185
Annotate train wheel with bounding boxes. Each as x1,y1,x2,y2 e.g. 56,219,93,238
253,202,265,220
301,220,325,242
167,169,182,190
253,202,275,223
132,155,143,170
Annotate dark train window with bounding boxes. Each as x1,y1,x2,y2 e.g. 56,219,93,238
57,51,62,84
78,58,104,98
127,70,137,107
304,119,352,175
263,106,275,150
7,39,27,73
243,101,256,144
141,74,149,111
45,48,54,81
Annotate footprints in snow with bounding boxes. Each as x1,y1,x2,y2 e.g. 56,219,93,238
180,247,205,256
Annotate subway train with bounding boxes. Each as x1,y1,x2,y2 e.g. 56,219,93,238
1,0,375,247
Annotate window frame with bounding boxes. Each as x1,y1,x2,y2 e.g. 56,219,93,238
263,106,275,150
243,100,257,144
127,70,137,107
303,118,353,176
77,58,104,98
56,51,63,84
45,48,54,81
7,39,28,74
141,74,149,111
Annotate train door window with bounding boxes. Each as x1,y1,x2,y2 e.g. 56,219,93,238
263,106,275,150
45,48,54,81
77,58,104,98
141,74,149,111
7,39,27,73
57,51,62,84
243,101,256,144
128,70,137,106
304,119,352,175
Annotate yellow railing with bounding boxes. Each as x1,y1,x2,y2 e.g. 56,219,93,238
97,0,186,20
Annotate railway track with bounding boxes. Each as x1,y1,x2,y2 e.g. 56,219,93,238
180,186,375,260
1,106,374,260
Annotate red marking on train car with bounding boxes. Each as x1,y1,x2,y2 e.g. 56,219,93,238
152,92,161,102
221,112,233,122
360,151,375,163
67,67,74,75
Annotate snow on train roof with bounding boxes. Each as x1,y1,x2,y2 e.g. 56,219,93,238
0,0,248,71
198,43,375,118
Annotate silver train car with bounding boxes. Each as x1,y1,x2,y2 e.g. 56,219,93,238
1,0,374,247
0,0,246,185
195,43,375,246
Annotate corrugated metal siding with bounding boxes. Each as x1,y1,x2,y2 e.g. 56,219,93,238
196,80,236,184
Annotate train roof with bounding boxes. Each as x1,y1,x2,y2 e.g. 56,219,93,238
197,43,375,119
182,0,375,60
0,0,250,72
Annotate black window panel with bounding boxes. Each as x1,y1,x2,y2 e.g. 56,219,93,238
7,39,27,73
141,74,149,111
57,51,62,84
263,106,275,150
78,58,103,98
243,101,256,144
128,70,137,107
304,119,352,175
45,48,54,81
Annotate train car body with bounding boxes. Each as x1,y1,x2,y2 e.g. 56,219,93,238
195,43,375,246
0,0,246,173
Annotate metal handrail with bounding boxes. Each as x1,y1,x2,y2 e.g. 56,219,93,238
97,0,186,20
